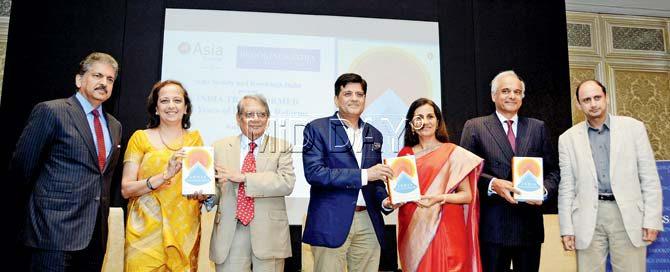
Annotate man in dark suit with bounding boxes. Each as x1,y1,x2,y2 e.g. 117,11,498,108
460,70,560,272
11,52,122,271
302,73,395,272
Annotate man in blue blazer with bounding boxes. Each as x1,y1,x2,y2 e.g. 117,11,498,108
11,52,122,271
460,70,560,272
302,73,395,272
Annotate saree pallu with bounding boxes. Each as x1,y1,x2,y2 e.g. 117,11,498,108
124,130,203,272
397,143,483,272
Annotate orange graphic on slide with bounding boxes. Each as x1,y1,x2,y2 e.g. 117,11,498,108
348,47,433,107
185,148,212,168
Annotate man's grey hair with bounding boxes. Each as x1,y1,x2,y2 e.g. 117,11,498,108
78,52,119,77
490,70,525,98
237,94,270,117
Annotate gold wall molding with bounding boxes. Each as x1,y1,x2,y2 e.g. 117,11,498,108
567,12,602,57
602,15,669,60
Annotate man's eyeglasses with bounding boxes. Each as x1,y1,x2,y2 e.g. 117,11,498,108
243,112,268,119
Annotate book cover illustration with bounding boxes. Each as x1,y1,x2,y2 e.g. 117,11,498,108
182,146,216,195
384,155,421,204
512,157,544,201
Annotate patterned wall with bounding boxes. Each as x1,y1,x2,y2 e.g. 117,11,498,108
614,70,670,159
0,0,9,17
567,12,670,159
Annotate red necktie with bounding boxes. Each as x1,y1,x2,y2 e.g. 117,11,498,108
237,141,257,225
92,109,106,171
506,119,516,153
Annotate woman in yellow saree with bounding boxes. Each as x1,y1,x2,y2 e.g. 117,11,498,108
121,80,204,271
397,98,483,272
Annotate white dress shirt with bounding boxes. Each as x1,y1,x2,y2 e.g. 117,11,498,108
337,113,369,207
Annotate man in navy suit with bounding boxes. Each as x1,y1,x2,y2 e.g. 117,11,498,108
302,73,395,272
460,70,560,272
11,52,122,271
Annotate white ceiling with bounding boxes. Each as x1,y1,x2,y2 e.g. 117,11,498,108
566,0,670,18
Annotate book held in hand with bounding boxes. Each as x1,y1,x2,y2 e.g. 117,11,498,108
384,155,421,204
512,157,544,201
182,146,216,195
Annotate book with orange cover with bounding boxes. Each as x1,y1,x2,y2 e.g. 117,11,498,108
182,146,216,195
384,155,421,204
512,157,544,201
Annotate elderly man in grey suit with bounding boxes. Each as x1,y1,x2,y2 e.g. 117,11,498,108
558,79,663,271
210,94,296,271
11,52,122,271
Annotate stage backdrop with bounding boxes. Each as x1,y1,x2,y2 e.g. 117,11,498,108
1,0,572,270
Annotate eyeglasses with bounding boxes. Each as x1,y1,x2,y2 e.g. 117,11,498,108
242,112,268,119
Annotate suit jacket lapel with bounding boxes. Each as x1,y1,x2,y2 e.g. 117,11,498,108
66,96,98,168
608,116,620,180
483,114,514,158
330,113,354,157
516,118,530,156
230,136,242,171
102,112,121,172
576,123,598,183
361,122,371,168
256,136,270,171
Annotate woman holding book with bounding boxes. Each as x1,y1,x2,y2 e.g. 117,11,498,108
121,80,205,271
396,98,483,272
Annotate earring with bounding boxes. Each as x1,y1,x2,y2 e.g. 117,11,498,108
155,111,159,115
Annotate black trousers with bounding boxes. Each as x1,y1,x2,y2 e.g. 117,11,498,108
30,215,104,272
481,242,541,272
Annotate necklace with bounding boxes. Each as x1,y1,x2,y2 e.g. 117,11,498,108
158,128,184,151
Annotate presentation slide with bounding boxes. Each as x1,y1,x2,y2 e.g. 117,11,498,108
162,9,441,223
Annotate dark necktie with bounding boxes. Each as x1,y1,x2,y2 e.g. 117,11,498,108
92,109,106,171
237,141,257,225
506,119,516,153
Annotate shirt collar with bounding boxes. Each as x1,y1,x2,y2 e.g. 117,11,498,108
587,114,611,131
241,133,265,149
336,112,363,131
495,111,518,125
76,92,103,115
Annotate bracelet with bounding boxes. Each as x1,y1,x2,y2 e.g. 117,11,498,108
146,176,156,190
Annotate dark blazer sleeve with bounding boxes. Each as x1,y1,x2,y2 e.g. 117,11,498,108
11,102,56,186
302,122,363,189
459,119,494,193
539,122,560,201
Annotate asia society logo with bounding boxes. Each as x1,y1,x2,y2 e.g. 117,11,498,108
178,42,191,54
178,42,224,56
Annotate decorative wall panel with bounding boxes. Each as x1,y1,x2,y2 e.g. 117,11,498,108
612,26,665,51
566,12,601,57
613,69,670,160
567,23,592,48
0,0,10,17
603,15,669,59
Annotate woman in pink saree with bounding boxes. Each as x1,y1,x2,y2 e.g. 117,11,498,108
396,98,483,272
